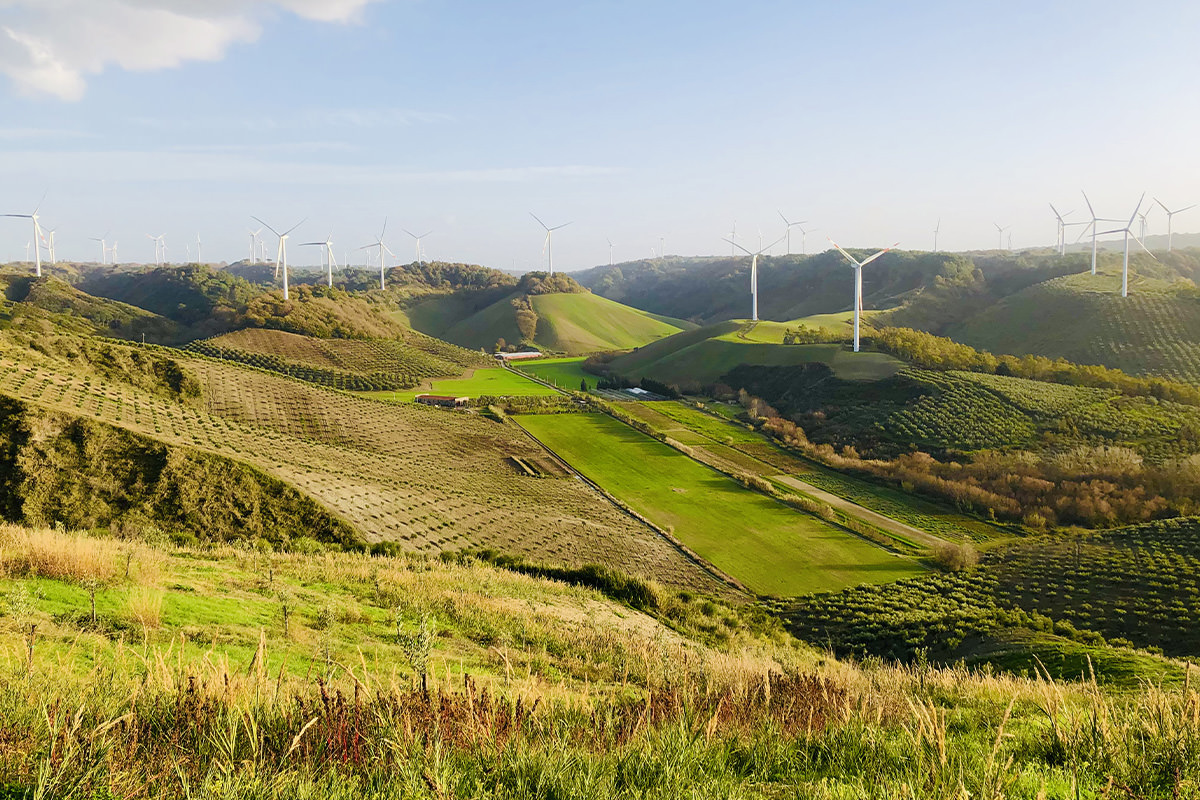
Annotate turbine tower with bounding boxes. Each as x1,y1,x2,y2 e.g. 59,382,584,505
1077,191,1123,275
3,197,45,276
90,232,109,264
1049,204,1073,256
195,234,202,264
42,229,57,266
778,211,808,256
145,234,166,267
993,223,1010,250
729,220,737,256
248,228,262,264
403,229,432,265
360,219,395,290
605,236,614,266
531,213,571,275
109,242,118,264
1154,198,1196,252
1096,194,1156,298
933,218,941,253
300,234,338,287
828,237,898,353
723,234,784,323
252,216,305,300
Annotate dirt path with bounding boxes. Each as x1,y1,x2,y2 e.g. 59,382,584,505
772,474,949,549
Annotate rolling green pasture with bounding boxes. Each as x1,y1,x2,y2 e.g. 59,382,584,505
516,413,922,596
364,367,561,402
514,356,593,389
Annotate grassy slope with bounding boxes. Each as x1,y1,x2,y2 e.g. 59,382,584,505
516,412,923,597
530,293,693,354
952,269,1200,381
0,334,724,595
428,291,693,355
610,320,903,385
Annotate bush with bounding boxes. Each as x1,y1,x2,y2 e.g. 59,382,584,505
932,542,979,572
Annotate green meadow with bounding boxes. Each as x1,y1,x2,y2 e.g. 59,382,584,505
515,412,922,596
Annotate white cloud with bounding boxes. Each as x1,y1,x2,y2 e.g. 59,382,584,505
0,0,383,100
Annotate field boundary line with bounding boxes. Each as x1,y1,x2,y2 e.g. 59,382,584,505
510,417,752,598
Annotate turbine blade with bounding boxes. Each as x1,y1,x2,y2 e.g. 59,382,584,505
826,237,861,267
777,210,789,226
1082,191,1097,219
251,216,281,237
858,244,899,267
1126,193,1145,227
282,218,307,237
1132,233,1159,261
530,212,549,230
722,237,752,256
550,221,572,231
762,234,786,253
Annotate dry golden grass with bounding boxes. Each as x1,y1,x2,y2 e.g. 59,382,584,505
0,524,160,585
124,587,164,628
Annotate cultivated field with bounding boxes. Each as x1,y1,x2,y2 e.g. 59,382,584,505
0,335,725,594
367,366,562,402
609,320,903,386
515,412,923,596
953,269,1200,382
188,327,490,390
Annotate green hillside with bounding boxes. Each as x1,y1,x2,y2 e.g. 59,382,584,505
608,319,902,387
423,289,693,355
951,269,1200,381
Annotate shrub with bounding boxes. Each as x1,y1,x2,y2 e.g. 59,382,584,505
932,542,979,572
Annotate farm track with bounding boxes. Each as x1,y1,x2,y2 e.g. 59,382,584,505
0,343,727,595
771,475,947,549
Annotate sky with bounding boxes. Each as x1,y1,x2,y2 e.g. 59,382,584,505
1,0,1199,271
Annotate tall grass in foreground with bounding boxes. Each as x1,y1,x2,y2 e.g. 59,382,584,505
1,644,1199,798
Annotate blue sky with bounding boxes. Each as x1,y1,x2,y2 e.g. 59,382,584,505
1,0,1198,270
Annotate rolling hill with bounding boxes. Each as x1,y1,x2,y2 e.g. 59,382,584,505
950,269,1200,382
411,286,695,355
606,318,903,388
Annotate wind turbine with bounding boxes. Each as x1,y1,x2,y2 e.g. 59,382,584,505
933,218,941,253
723,234,784,323
42,229,57,266
993,223,1010,250
253,216,305,300
300,233,338,287
828,237,899,353
90,232,109,264
1136,204,1153,241
248,228,262,264
530,213,571,274
605,236,614,266
109,242,118,264
778,211,808,256
1077,191,1124,275
1154,198,1196,252
729,220,738,256
403,229,431,265
3,198,45,276
1049,204,1074,256
360,219,395,290
145,234,165,267
195,234,202,264
1096,194,1156,298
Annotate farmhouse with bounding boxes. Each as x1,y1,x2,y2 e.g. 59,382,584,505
415,394,469,408
495,351,543,362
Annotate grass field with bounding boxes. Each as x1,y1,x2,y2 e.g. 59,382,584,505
610,320,903,386
364,366,561,401
620,399,1004,543
0,333,725,594
512,356,593,389
516,413,923,596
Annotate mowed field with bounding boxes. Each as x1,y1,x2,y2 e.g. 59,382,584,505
516,413,923,596
0,335,726,595
513,356,592,389
366,366,562,402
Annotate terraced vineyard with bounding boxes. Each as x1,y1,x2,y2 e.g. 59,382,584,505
0,335,726,595
187,328,491,391
780,516,1200,664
